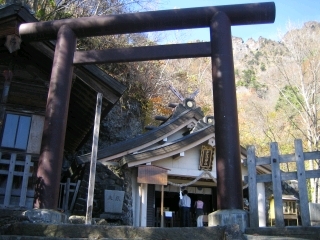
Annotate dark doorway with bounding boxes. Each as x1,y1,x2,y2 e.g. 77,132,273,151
154,187,217,227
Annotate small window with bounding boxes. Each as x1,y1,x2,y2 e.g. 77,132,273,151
1,113,31,150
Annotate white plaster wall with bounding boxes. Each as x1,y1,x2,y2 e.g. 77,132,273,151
241,163,248,181
27,115,45,154
152,145,217,179
152,147,249,186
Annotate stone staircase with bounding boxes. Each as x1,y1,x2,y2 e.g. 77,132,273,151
1,223,226,240
1,209,320,239
2,223,320,239
244,227,320,240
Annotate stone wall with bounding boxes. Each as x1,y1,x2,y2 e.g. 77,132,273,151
72,161,133,225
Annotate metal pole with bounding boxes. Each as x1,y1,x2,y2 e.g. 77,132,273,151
34,25,76,209
210,12,243,210
85,93,103,224
19,2,275,41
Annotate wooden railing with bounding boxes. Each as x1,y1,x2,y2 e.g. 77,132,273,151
58,178,81,213
245,139,320,228
0,151,81,212
0,152,35,209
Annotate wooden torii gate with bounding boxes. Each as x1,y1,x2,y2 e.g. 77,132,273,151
18,2,275,224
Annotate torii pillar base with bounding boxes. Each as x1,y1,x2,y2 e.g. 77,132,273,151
208,209,248,232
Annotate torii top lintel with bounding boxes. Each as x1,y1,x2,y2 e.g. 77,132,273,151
19,2,275,41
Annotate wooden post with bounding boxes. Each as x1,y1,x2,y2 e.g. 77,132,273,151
64,178,71,211
247,145,259,228
139,185,142,226
70,180,81,212
294,139,311,226
270,142,285,227
20,155,32,207
85,93,103,225
4,153,16,207
161,185,164,227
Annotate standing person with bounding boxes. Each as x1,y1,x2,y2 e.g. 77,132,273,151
194,196,204,227
179,189,191,227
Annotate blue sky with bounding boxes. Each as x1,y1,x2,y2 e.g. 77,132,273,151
156,0,320,43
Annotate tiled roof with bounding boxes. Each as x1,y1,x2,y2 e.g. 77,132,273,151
120,125,215,166
78,106,204,163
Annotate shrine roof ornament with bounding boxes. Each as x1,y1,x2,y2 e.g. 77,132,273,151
168,85,199,110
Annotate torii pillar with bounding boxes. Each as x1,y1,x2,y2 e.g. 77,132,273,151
209,11,247,231
34,25,76,209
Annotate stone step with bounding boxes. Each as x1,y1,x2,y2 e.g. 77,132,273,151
244,227,320,240
6,223,320,239
2,223,226,240
244,234,311,240
0,237,142,240
0,237,88,240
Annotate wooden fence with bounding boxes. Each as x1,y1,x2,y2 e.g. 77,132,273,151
0,151,81,212
0,152,35,209
245,139,320,228
58,178,81,213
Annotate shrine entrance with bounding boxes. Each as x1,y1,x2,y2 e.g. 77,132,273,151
154,186,216,227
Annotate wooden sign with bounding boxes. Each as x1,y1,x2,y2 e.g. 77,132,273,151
137,165,168,185
199,145,214,171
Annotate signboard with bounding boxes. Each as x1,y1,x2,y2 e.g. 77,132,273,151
104,190,125,213
199,145,214,171
137,165,168,185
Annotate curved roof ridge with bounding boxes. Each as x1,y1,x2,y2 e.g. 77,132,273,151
120,124,215,167
77,107,204,162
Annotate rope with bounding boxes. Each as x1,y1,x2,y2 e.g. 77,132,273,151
167,171,248,191
167,170,217,188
